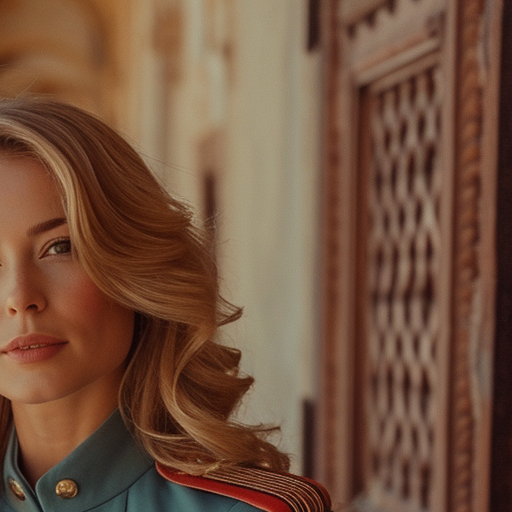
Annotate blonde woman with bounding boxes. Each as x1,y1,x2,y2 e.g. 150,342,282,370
0,99,331,512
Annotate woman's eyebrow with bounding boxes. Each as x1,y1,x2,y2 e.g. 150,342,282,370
27,217,67,237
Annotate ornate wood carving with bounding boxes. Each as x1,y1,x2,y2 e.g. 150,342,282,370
450,1,485,511
319,0,500,511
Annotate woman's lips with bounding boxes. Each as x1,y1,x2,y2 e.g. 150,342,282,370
2,335,68,364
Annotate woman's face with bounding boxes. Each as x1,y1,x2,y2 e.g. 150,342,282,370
0,155,134,405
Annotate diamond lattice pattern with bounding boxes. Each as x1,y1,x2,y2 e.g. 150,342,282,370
367,64,442,511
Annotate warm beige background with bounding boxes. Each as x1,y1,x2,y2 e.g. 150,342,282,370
0,0,323,473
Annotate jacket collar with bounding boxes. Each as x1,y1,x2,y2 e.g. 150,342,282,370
2,409,153,512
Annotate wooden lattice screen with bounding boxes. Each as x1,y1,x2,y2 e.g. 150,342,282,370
364,60,443,511
317,0,502,511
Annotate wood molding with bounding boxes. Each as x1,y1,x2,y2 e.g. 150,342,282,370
354,24,442,86
317,0,342,495
450,1,485,511
340,0,390,26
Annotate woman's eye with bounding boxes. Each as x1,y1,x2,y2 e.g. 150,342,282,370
45,239,72,256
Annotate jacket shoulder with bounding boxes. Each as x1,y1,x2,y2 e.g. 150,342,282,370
156,463,332,512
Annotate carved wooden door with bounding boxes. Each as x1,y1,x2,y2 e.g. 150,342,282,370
318,1,502,511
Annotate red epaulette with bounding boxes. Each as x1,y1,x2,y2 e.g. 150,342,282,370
156,463,332,512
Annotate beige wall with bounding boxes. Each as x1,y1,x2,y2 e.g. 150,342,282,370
220,1,322,471
127,0,324,472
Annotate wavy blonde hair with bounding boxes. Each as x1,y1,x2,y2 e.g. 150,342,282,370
0,98,289,474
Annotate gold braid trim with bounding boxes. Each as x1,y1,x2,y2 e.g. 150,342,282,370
157,463,333,512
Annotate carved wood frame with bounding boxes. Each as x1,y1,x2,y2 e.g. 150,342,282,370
450,1,502,511
317,1,502,511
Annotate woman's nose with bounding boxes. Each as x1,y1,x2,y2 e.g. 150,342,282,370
4,270,47,316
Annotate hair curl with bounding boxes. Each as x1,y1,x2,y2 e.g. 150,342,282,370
0,98,289,475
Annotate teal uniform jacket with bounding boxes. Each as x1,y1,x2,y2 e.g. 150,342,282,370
0,410,262,512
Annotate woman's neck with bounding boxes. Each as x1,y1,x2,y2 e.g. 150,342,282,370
10,371,122,488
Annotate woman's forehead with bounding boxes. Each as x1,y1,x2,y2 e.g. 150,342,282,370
0,156,65,228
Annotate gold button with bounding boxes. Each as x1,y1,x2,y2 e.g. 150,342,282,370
55,479,78,499
8,478,26,501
